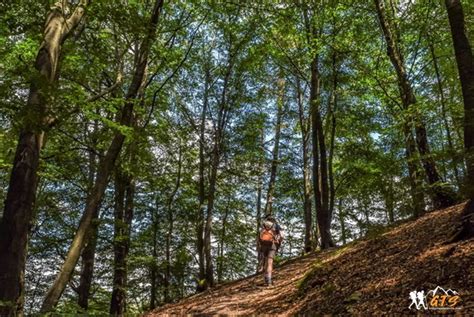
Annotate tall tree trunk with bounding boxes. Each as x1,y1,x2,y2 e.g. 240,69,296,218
309,69,323,247
382,178,395,223
301,3,334,249
445,0,474,240
149,200,159,309
164,209,173,304
40,1,164,312
203,51,234,289
263,77,285,216
77,216,99,311
316,83,332,249
374,0,455,210
204,145,218,289
110,163,135,316
196,64,210,289
217,202,229,284
0,2,89,315
296,76,313,252
310,55,334,249
445,0,474,194
328,50,338,226
164,144,182,303
109,169,126,316
337,199,346,245
77,119,100,311
256,128,264,273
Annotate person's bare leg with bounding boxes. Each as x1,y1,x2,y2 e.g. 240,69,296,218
265,257,273,285
262,256,267,283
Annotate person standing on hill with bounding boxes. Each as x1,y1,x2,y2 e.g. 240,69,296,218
258,214,283,286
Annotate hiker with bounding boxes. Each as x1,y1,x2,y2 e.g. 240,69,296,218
258,214,283,286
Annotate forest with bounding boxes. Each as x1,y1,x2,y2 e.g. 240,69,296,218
0,0,473,315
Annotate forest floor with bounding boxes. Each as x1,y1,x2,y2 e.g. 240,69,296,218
145,202,474,315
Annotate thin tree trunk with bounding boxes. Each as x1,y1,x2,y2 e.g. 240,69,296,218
149,200,159,309
263,77,285,216
309,60,323,247
382,178,395,223
296,76,313,252
203,51,234,289
0,2,89,315
109,169,126,316
164,209,173,303
310,55,334,249
77,218,98,311
337,199,346,245
316,85,332,248
205,146,218,289
217,202,229,284
164,144,182,303
77,118,100,311
374,0,455,210
256,128,264,273
328,50,338,225
196,64,210,289
110,160,135,316
40,1,164,312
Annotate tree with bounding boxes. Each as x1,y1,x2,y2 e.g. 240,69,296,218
300,1,335,249
374,0,455,212
445,0,474,240
0,1,90,315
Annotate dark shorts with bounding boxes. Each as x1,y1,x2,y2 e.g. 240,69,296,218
260,241,277,259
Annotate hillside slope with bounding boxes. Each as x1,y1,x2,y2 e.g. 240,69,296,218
145,203,474,315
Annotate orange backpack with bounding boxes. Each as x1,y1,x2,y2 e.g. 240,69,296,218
260,221,278,244
260,227,275,243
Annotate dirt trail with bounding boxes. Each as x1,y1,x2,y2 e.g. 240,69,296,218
145,252,321,316
145,202,474,316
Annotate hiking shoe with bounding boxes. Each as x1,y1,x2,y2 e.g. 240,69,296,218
265,279,274,287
